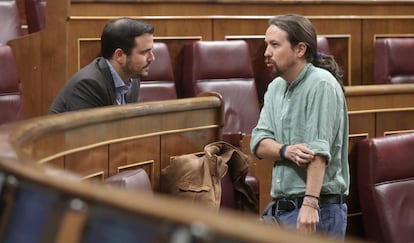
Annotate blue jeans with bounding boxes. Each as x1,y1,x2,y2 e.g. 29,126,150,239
263,202,348,240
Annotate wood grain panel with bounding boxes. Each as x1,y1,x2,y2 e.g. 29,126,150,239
346,84,414,111
376,109,414,136
307,19,361,85
65,145,108,179
109,138,159,187
69,1,414,17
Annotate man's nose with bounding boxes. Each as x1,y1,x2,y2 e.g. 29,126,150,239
148,50,155,61
264,45,271,57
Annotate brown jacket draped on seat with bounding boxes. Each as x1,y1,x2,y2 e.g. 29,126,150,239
160,141,258,213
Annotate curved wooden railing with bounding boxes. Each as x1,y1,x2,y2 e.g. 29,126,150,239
0,93,355,243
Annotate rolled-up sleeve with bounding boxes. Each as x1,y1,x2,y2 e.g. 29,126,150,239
305,81,343,164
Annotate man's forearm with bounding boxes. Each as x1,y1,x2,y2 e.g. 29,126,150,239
305,155,326,197
255,138,284,161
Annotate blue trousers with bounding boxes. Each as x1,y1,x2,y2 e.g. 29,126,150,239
263,202,348,240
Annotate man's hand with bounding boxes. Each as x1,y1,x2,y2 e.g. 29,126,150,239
285,144,315,167
297,197,319,233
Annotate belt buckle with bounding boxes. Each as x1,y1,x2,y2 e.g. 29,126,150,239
276,198,296,212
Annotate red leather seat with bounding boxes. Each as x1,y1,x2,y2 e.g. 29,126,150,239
138,42,177,102
181,40,260,145
356,132,414,243
24,0,46,34
374,37,414,84
0,0,22,44
0,44,23,125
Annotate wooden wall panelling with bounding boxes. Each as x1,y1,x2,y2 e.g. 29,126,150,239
10,34,43,118
376,109,414,136
46,158,65,170
23,129,67,163
345,84,414,111
68,19,112,78
65,146,108,181
109,138,159,188
318,35,351,86
69,1,414,17
361,17,414,84
40,1,69,116
213,18,268,40
253,157,273,215
78,38,101,70
348,113,376,138
310,18,361,85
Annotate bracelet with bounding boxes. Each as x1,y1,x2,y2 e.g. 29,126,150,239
302,202,319,210
279,144,288,160
304,194,320,201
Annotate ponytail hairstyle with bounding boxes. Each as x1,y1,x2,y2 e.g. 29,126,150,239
268,14,344,92
313,52,344,92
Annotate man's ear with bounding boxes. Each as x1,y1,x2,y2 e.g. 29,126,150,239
113,48,126,64
296,42,307,58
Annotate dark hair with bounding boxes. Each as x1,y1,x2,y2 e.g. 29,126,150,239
268,14,344,91
101,18,154,59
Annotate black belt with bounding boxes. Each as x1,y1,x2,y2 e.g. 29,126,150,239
272,194,344,212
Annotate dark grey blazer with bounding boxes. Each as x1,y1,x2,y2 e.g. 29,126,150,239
48,57,139,114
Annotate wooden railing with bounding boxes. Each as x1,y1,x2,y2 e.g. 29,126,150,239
0,93,361,243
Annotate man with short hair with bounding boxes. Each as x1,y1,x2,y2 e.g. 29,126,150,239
49,18,155,114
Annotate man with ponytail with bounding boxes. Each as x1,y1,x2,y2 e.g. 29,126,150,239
250,14,349,240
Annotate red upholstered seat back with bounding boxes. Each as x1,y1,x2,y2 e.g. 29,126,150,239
24,0,46,34
181,40,260,136
356,132,414,243
0,0,22,44
0,44,23,125
139,42,177,102
374,38,414,84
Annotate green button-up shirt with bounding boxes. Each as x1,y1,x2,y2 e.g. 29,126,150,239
250,63,349,198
